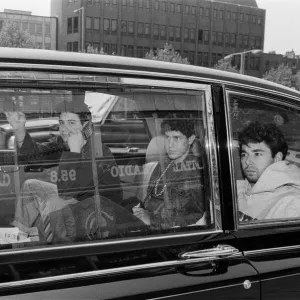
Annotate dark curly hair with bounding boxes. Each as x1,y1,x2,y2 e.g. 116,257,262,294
161,117,195,138
238,121,288,160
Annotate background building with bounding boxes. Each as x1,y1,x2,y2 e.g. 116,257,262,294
0,9,57,50
51,0,265,69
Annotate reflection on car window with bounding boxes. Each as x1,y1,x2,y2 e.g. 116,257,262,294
0,85,216,248
228,93,300,224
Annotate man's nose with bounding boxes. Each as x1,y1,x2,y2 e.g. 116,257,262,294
244,155,253,165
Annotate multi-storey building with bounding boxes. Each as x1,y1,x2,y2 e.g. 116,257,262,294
51,0,265,69
0,9,57,50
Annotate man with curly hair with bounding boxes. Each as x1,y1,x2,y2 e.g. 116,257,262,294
133,116,206,229
237,121,300,221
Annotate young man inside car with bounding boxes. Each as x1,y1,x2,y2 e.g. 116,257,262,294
5,93,142,243
237,121,300,221
133,116,206,229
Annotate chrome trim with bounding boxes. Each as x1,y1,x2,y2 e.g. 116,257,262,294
149,280,260,300
0,63,299,102
205,86,222,230
245,244,300,256
261,272,300,283
0,166,20,173
0,251,242,290
0,230,223,257
224,89,239,231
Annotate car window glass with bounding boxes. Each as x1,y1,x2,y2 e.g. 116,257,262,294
0,83,219,249
228,92,300,225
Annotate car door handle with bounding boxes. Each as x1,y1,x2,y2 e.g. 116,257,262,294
179,244,240,259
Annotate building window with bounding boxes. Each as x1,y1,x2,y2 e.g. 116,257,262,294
177,4,181,14
224,33,230,46
161,1,166,11
105,0,110,5
239,13,244,22
111,43,117,55
205,8,210,18
245,14,250,23
95,0,100,4
232,12,237,21
189,51,195,64
122,0,127,6
197,52,202,65
104,43,110,53
138,22,144,36
153,24,159,39
160,25,166,40
93,42,100,51
203,52,208,66
198,29,203,42
227,11,231,20
104,18,110,32
204,30,209,44
212,31,217,45
155,1,159,10
45,43,51,50
22,22,29,31
190,28,195,43
128,21,134,35
68,0,72,3
185,5,189,14
184,28,189,42
111,19,117,33
138,0,143,8
251,36,255,47
243,35,248,47
129,0,134,7
169,26,174,41
137,46,143,58
252,15,256,24
67,18,72,34
94,18,100,31
128,45,134,57
86,17,92,29
175,27,181,41
121,44,127,56
145,0,150,9
35,23,42,34
145,23,150,36
73,16,78,33
143,47,150,57
67,42,72,51
211,53,217,66
257,16,262,25
73,41,79,52
217,32,223,45
191,6,196,15
121,20,127,35
239,34,243,47
219,10,224,19
199,7,203,16
170,3,175,14
213,9,218,20
255,36,261,48
231,33,236,46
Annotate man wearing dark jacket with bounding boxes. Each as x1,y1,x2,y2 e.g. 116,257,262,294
6,93,139,243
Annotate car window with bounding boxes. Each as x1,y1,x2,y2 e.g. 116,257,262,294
227,91,300,225
0,82,220,248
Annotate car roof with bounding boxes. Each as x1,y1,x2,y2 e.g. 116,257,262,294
0,47,300,99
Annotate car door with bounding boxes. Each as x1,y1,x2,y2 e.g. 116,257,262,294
0,73,259,299
225,86,300,300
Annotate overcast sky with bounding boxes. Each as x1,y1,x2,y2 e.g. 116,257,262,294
0,0,298,55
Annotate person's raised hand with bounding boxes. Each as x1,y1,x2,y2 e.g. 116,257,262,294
5,111,26,132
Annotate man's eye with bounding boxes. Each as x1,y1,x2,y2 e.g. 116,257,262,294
241,153,246,158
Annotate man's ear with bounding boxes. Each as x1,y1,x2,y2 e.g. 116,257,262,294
274,152,283,162
188,134,196,145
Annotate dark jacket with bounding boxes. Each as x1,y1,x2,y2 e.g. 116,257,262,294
18,133,122,205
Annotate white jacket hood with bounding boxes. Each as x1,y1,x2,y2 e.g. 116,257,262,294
250,161,300,194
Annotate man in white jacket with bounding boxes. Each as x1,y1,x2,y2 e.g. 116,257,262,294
237,121,300,222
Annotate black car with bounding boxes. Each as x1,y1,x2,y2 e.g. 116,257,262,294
0,47,300,300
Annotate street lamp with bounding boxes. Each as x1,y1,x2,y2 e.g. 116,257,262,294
74,6,84,52
224,49,263,74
